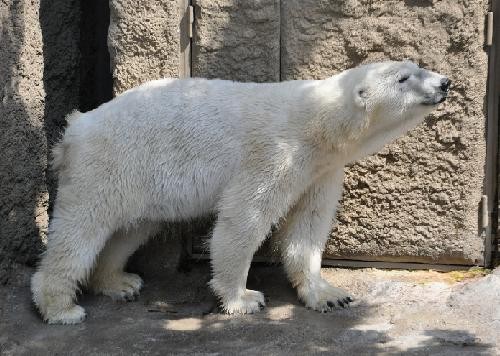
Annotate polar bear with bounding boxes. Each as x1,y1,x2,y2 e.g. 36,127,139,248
31,61,449,324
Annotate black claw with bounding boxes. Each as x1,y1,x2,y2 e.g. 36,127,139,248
327,301,335,308
338,300,345,308
126,291,139,301
258,302,265,310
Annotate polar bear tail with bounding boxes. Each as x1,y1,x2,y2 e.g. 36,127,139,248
50,110,82,171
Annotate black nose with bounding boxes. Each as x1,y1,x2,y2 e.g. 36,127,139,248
440,78,451,92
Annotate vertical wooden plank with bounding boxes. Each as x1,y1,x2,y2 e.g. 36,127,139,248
487,1,500,266
179,0,191,78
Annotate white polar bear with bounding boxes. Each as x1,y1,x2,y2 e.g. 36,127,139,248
31,61,449,324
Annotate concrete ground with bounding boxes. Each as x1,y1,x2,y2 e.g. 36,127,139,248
0,262,499,355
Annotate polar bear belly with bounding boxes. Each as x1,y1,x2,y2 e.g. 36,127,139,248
137,138,241,221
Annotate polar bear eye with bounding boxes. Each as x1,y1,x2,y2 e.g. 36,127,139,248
399,75,410,83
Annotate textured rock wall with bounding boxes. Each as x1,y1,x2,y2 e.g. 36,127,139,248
281,0,488,264
108,0,182,95
0,0,80,283
39,0,81,210
3,0,485,278
192,0,280,82
190,0,488,265
0,0,46,283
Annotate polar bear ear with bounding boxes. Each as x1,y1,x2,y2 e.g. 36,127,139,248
354,85,369,109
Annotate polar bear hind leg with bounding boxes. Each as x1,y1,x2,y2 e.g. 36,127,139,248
31,198,114,324
89,222,161,301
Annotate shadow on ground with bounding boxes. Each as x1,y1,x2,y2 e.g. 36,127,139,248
0,263,496,355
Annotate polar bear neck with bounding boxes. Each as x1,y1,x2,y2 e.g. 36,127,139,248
292,76,370,158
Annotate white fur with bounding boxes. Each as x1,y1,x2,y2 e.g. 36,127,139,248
31,61,447,323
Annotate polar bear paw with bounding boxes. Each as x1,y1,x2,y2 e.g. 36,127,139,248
90,272,143,302
31,270,87,324
46,305,87,325
222,289,266,314
298,278,353,312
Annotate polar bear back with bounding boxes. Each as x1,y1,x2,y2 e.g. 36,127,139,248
58,78,318,222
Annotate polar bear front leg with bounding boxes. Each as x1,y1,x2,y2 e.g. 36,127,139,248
277,171,354,312
209,174,291,314
209,212,268,314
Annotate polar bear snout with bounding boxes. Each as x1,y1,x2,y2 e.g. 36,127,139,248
421,74,450,106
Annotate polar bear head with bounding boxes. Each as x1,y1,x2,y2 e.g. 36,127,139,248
335,61,450,158
352,61,449,118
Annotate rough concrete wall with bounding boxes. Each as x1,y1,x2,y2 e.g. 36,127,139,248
108,0,182,95
0,0,80,283
4,0,483,277
39,0,81,210
192,0,280,82
108,0,186,276
0,0,46,283
282,0,488,264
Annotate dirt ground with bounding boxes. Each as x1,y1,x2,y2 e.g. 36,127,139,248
0,262,498,355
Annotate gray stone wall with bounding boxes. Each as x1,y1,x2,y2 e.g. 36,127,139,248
0,0,47,283
0,0,491,283
192,0,280,82
0,0,81,282
108,0,182,94
0,0,82,283
39,0,81,209
193,0,489,265
282,0,488,264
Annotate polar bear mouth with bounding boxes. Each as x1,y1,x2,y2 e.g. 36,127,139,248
422,92,448,106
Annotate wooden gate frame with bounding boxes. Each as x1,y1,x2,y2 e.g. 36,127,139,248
485,0,499,267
